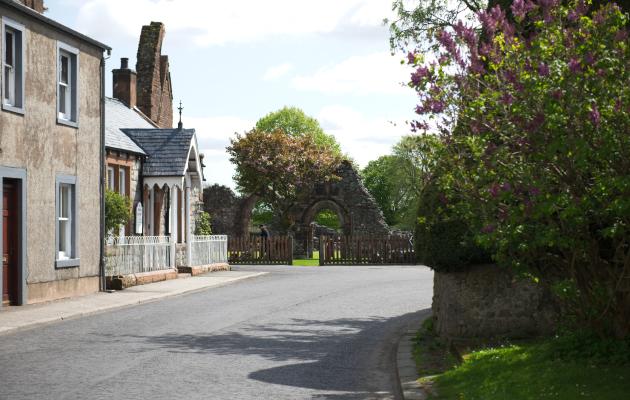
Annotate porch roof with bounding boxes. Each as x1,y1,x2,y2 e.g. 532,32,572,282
122,128,196,177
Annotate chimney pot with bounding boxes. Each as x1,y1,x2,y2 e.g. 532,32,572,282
121,58,129,69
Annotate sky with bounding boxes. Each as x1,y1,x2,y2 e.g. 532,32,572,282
46,0,419,189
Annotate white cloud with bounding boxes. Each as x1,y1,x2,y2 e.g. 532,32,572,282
70,0,396,47
292,52,410,95
263,63,294,81
186,116,254,189
317,105,413,168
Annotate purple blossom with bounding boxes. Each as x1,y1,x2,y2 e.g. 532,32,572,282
538,0,559,10
530,187,541,196
501,182,512,192
501,93,514,106
529,113,546,132
590,104,601,127
538,62,550,77
567,10,578,22
454,21,477,47
478,6,506,35
551,89,563,100
584,53,595,66
568,58,581,73
489,183,500,198
411,66,429,85
615,99,623,113
614,29,628,42
481,224,496,234
407,52,416,64
437,30,457,56
511,0,536,21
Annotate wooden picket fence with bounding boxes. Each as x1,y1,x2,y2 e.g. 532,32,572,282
228,236,293,265
319,235,415,265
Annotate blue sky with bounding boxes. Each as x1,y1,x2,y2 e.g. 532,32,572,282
46,0,418,188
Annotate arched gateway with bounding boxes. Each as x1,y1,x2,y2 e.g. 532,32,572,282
203,160,390,257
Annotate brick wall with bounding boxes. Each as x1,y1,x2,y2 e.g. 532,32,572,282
135,22,173,128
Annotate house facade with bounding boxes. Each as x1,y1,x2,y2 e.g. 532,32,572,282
105,21,204,270
0,0,110,306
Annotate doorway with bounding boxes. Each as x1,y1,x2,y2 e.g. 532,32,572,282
3,179,20,306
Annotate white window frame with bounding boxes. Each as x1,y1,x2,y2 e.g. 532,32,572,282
56,42,79,127
2,17,25,114
118,167,126,196
118,167,127,237
56,175,79,268
107,166,115,191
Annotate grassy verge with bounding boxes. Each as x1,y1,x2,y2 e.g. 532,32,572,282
293,251,320,267
413,321,630,399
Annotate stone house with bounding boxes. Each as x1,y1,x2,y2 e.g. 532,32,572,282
105,22,205,268
0,0,110,306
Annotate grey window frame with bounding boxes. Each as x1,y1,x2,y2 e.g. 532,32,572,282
56,41,79,128
2,17,25,114
55,175,79,268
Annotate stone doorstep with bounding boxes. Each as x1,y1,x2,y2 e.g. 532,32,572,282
177,263,230,276
106,268,178,290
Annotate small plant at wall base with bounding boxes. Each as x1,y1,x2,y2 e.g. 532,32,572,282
105,190,131,235
194,211,212,235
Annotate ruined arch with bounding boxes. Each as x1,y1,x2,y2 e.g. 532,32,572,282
203,161,389,256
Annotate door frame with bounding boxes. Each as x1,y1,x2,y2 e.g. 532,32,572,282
0,166,27,308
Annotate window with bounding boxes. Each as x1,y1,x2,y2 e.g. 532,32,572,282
56,176,79,268
107,166,115,190
57,42,78,126
118,168,126,196
2,18,24,113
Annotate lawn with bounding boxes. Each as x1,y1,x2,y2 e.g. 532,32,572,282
414,322,630,400
293,251,320,267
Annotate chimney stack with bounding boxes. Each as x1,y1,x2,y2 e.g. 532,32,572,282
17,0,45,13
112,58,137,109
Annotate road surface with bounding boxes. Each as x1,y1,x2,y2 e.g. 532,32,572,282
0,265,433,400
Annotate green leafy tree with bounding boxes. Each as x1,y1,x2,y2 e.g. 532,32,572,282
314,209,341,231
194,211,213,235
227,129,343,230
255,107,342,156
105,190,131,235
361,155,413,227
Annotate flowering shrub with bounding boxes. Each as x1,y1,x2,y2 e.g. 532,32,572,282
408,0,630,337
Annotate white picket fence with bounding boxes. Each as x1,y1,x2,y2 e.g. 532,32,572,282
105,236,172,276
190,235,228,266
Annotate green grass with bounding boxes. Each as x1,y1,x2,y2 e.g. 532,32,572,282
293,251,320,267
427,338,630,400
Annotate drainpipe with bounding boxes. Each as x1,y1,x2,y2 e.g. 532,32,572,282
99,49,110,292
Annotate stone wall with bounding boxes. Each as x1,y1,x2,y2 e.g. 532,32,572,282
136,22,173,128
202,184,240,234
432,264,559,339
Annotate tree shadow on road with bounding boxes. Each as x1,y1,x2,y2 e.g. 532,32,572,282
99,309,430,399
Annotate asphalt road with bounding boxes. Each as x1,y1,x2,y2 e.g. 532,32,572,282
0,265,433,400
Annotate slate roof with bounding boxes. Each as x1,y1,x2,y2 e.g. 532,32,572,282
105,98,155,155
122,128,196,177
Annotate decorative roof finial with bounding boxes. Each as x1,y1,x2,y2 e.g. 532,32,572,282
177,100,184,130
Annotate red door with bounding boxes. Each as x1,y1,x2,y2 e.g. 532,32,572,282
3,181,19,305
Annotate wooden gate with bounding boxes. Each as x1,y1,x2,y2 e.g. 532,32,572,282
319,235,415,265
228,236,293,265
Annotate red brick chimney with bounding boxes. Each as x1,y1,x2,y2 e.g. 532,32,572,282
16,0,45,13
112,58,137,109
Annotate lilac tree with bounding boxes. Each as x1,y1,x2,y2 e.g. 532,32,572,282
408,1,630,337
